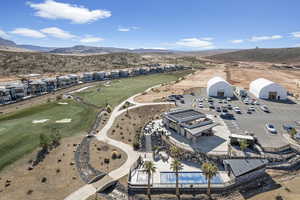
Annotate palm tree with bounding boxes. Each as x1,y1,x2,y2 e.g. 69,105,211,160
170,146,180,158
202,162,218,199
144,161,156,200
170,160,183,200
239,139,248,152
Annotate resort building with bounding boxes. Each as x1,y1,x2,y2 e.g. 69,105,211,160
207,77,234,98
119,69,129,77
67,74,80,85
249,78,287,100
111,70,120,79
28,80,47,95
163,108,218,143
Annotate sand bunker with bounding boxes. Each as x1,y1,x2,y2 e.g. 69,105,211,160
69,86,94,94
32,119,49,124
56,118,72,123
58,102,69,105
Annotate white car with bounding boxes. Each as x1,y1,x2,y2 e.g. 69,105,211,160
254,101,260,105
260,105,270,113
265,124,277,133
234,107,241,114
243,100,249,104
249,106,255,111
227,97,231,101
198,103,203,108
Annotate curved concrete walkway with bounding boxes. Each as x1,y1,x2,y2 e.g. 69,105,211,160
64,85,173,200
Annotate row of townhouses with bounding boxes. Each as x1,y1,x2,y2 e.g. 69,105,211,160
0,65,186,105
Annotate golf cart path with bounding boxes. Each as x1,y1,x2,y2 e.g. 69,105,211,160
64,85,173,200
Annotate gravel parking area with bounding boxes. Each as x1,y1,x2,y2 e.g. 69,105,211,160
176,88,300,152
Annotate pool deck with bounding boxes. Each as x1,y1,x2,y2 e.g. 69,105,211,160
130,155,231,186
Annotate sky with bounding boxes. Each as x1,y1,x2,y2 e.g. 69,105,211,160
0,0,300,50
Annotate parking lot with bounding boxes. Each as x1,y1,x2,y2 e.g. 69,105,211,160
175,88,300,152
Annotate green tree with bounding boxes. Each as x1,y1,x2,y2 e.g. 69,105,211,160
239,139,249,152
39,133,50,151
290,128,297,139
202,162,218,199
144,161,156,200
170,146,180,158
106,104,112,113
170,160,183,200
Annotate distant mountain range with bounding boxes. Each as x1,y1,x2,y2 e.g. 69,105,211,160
0,36,239,55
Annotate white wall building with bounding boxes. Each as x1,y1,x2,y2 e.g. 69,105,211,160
249,78,287,100
207,77,233,97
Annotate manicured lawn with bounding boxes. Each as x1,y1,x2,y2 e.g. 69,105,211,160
0,100,97,171
76,70,193,107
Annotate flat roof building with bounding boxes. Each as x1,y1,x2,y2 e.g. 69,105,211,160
163,108,218,143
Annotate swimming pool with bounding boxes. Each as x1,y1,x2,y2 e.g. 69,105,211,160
160,172,223,184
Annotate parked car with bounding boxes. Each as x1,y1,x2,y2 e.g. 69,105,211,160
208,97,213,103
260,105,270,113
218,100,223,104
180,99,185,104
198,103,203,108
222,107,228,113
216,106,221,112
243,99,249,104
254,101,260,105
234,107,241,114
227,104,233,110
220,113,234,119
265,123,277,133
223,100,227,104
209,103,215,109
249,106,255,111
227,97,231,101
283,124,295,132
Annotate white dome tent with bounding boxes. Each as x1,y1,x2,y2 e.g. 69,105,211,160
207,77,233,97
249,78,287,100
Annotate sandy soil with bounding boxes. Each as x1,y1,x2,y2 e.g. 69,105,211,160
108,104,174,145
135,67,226,103
89,140,127,174
0,136,84,200
228,68,300,94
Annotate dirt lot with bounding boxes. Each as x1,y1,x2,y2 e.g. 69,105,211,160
135,67,226,103
0,136,84,200
107,104,174,145
228,68,300,94
89,140,127,174
0,135,127,200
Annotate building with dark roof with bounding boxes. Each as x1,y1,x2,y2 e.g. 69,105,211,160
163,108,218,143
223,159,268,181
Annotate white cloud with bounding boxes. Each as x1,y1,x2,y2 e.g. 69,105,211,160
176,38,214,48
118,28,130,32
117,26,140,32
0,29,9,38
201,37,214,41
11,28,46,38
290,32,300,38
27,0,111,24
230,39,244,44
41,27,75,39
249,35,283,42
80,36,103,43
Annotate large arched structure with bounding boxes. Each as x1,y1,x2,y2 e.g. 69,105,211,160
249,78,287,100
207,77,233,97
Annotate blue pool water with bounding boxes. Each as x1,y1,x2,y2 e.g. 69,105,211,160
160,172,223,184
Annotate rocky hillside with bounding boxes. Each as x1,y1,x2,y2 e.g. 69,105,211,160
207,47,300,63
0,51,149,76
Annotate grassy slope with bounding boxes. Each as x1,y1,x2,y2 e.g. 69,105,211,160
207,47,300,63
76,70,193,107
0,100,97,171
